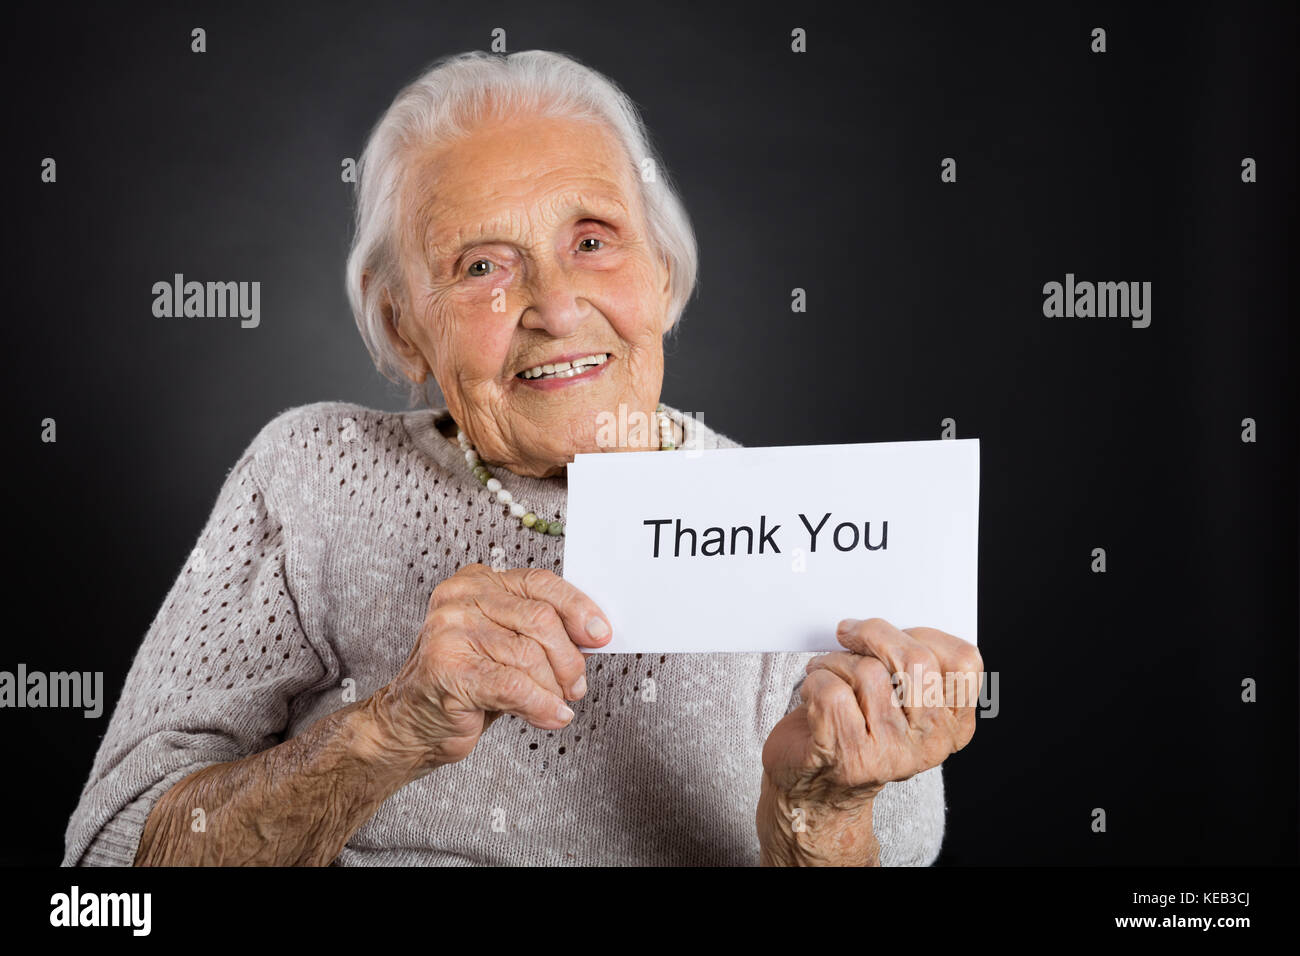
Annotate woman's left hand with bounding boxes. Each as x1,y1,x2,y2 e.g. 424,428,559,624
757,617,983,865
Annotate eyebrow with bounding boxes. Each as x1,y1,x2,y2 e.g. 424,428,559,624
428,194,630,265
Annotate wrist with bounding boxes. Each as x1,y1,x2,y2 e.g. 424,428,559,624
757,772,881,866
349,686,440,786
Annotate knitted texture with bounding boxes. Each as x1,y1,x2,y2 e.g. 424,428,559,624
63,401,945,866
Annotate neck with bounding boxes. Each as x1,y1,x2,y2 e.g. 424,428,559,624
435,407,685,472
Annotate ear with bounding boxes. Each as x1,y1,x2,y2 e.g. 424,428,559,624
656,253,676,335
365,270,431,384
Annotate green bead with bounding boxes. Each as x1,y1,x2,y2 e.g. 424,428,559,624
534,520,549,534
521,512,537,528
548,522,563,536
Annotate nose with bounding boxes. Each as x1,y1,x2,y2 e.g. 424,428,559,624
519,258,588,337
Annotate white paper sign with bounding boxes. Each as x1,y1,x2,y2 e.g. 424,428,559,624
564,439,979,653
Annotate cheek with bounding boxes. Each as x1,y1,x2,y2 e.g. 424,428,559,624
422,293,513,384
602,261,667,344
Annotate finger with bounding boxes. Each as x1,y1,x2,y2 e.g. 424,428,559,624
903,629,981,751
469,590,589,699
498,567,613,649
903,627,984,710
799,668,871,764
805,652,909,740
837,616,941,723
458,657,575,731
471,622,567,701
836,618,942,720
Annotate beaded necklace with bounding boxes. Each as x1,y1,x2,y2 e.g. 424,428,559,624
455,403,679,537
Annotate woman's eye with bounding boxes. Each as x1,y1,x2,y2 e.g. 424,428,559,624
578,237,604,252
466,259,494,278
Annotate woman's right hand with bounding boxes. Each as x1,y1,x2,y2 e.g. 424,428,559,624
361,564,612,777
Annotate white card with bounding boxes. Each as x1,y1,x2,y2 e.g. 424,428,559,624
564,438,979,653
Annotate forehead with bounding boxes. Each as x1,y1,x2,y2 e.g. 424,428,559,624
401,114,639,248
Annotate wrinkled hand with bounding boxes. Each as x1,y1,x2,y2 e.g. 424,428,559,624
363,564,612,776
758,617,982,864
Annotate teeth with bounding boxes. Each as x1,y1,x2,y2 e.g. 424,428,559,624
520,353,609,380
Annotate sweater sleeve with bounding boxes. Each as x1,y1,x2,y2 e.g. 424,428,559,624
62,448,330,866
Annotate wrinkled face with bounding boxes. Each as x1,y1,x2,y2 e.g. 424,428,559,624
386,111,674,478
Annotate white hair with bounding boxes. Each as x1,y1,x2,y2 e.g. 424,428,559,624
344,49,700,405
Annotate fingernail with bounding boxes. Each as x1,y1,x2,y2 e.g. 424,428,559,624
571,675,587,698
838,618,862,633
556,702,575,723
586,616,610,639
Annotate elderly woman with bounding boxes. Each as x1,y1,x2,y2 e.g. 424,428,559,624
64,49,980,867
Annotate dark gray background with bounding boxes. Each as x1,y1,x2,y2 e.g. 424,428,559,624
5,0,1296,865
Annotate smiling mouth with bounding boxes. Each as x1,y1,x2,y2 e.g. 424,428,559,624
516,352,611,380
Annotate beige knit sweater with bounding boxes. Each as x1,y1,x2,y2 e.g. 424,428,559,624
62,401,946,866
